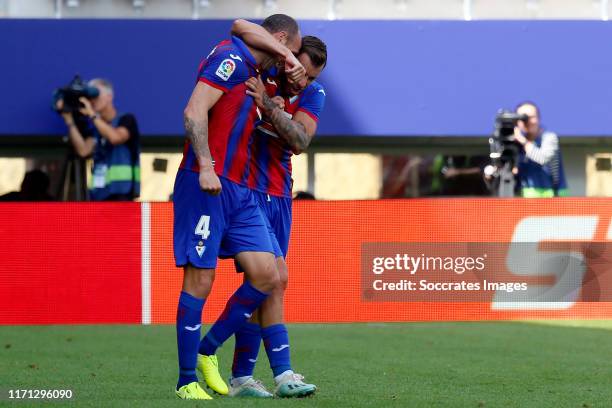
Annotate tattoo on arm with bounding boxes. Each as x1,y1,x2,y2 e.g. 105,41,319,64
184,115,213,165
263,93,311,153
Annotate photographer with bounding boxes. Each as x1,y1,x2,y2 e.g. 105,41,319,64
513,102,568,197
57,78,140,201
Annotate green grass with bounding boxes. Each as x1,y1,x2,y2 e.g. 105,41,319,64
2,322,612,407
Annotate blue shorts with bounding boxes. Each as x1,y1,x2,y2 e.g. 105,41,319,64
253,191,292,259
234,191,292,273
173,170,274,269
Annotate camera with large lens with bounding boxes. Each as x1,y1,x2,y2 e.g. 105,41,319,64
486,110,529,197
53,75,100,114
53,75,99,140
489,110,528,167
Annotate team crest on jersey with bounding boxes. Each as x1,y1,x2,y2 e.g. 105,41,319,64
215,59,236,81
195,241,206,258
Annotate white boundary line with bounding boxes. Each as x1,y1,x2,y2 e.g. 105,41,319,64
141,202,151,325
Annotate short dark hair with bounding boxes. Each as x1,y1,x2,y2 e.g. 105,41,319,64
261,14,299,40
300,35,327,68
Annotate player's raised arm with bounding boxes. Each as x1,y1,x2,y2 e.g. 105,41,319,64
231,19,291,60
231,18,305,84
246,76,316,154
183,81,223,194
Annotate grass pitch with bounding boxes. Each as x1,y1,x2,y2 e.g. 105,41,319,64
1,321,612,407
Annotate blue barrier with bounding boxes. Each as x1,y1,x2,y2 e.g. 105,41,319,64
1,19,611,137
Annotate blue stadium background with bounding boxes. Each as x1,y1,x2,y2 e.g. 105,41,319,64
2,19,612,138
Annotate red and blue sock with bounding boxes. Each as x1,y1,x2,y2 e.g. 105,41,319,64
199,281,268,356
231,322,262,379
176,291,205,389
262,324,292,377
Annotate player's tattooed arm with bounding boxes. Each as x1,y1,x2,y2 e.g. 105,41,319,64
246,76,314,154
184,116,212,163
184,81,224,194
262,93,312,154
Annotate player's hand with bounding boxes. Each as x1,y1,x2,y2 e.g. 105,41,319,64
284,53,306,87
199,166,222,195
245,76,267,109
78,97,96,118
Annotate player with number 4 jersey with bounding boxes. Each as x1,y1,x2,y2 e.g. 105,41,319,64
172,15,306,400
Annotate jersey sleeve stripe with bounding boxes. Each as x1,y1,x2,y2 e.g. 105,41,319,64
296,107,319,122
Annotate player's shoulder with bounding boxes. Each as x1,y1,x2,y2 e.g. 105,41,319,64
304,81,326,98
209,39,236,56
209,37,253,63
299,81,326,106
202,38,253,84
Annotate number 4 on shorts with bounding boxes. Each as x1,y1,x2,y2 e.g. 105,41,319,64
195,215,211,240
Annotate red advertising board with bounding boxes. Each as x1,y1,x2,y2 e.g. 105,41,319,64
0,203,141,324
2,199,612,325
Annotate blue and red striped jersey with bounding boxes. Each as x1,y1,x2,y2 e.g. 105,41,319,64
180,36,260,185
247,75,326,198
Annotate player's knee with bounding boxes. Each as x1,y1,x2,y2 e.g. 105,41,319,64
260,273,280,294
264,274,285,297
241,252,280,292
257,259,281,293
269,280,287,301
183,265,215,298
195,271,214,294
276,261,288,292
277,274,288,293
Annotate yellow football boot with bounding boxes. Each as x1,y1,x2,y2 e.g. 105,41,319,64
176,381,213,400
197,354,229,395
